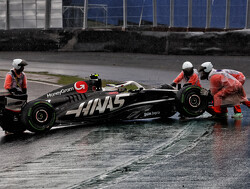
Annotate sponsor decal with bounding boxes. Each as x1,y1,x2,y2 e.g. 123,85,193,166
66,93,130,117
46,87,74,98
144,111,160,117
74,81,88,93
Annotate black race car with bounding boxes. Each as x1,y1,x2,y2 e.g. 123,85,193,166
0,75,209,134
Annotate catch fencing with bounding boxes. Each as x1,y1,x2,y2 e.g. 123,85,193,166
0,0,62,29
1,0,250,30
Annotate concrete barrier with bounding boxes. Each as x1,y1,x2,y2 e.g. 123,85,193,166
0,29,250,55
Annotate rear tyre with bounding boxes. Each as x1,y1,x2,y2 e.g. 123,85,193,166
176,86,208,117
21,100,56,133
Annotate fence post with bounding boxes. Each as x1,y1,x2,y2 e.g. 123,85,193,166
45,0,51,29
123,0,127,30
225,0,230,29
83,0,88,29
5,0,9,30
246,0,250,28
152,0,157,27
170,0,174,28
188,0,192,28
206,0,211,29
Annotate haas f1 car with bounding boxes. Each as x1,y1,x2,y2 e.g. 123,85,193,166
0,75,209,134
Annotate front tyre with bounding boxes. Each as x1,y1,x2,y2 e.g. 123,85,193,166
21,101,56,133
176,86,208,117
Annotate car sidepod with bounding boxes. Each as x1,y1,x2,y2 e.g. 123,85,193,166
113,89,177,120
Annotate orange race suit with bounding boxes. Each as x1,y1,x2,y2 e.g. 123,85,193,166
173,69,201,87
207,69,250,115
4,69,27,94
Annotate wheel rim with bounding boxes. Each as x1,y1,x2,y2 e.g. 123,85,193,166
35,109,48,123
188,94,201,108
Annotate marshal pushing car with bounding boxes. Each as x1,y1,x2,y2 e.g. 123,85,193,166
0,74,209,134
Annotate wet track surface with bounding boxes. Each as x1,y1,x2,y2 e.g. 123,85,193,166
0,118,210,188
0,53,249,188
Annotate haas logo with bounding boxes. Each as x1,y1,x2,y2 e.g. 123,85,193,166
74,81,88,93
66,94,130,117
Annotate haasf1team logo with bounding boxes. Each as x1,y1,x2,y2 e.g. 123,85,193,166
74,81,88,93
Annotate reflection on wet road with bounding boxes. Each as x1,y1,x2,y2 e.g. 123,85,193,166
102,115,249,189
0,109,249,188
0,117,213,188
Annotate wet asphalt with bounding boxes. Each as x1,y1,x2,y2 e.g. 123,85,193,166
0,52,249,188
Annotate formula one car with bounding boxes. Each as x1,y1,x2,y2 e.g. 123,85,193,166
0,75,209,134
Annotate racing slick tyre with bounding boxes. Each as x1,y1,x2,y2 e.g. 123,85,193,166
21,100,56,133
176,85,208,117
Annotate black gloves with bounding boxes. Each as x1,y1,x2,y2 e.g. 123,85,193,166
170,82,177,87
8,88,27,95
8,88,18,94
22,88,27,94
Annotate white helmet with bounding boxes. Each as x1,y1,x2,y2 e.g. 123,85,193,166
12,59,28,70
200,62,213,73
182,61,193,70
